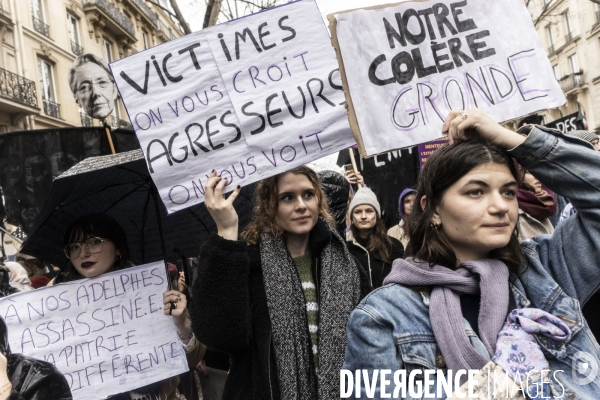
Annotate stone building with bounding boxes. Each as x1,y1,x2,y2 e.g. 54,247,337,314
526,0,600,133
0,0,184,133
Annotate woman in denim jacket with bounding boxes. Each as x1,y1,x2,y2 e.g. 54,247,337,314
343,108,600,399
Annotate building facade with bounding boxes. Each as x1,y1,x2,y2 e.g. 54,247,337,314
527,0,600,133
0,0,184,133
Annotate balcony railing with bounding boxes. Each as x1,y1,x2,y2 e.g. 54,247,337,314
80,112,93,127
43,99,60,118
71,40,84,56
106,115,133,129
548,44,555,54
0,67,38,108
32,16,50,38
128,0,158,27
559,72,585,92
565,32,573,43
83,0,136,38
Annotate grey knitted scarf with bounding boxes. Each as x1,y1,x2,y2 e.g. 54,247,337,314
384,258,509,384
260,218,361,400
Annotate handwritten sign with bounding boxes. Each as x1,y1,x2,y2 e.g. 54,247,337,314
330,0,566,156
110,0,355,214
0,262,188,400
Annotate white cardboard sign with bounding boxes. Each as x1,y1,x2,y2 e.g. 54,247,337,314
0,262,188,400
110,0,354,214
333,0,566,156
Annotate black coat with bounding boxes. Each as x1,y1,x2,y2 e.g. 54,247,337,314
7,353,72,400
190,220,370,400
346,234,404,289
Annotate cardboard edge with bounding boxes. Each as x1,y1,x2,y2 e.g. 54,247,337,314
328,14,369,158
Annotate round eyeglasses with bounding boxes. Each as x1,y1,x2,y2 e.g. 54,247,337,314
63,237,107,259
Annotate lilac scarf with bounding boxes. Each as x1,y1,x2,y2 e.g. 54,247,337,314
384,258,509,383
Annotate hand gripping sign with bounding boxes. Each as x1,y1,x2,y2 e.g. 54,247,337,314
110,0,355,214
0,262,188,400
329,0,565,156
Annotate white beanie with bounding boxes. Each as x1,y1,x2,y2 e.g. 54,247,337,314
349,187,381,217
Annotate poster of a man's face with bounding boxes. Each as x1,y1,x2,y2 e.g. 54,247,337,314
69,54,118,120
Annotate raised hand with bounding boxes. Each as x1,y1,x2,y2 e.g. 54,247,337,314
442,108,526,150
205,170,242,240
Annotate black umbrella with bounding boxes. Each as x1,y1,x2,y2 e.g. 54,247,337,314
21,150,255,274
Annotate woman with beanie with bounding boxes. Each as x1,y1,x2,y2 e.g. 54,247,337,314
387,188,416,249
191,166,370,400
346,187,404,288
344,108,600,399
566,129,600,150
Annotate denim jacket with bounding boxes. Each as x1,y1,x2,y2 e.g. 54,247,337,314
343,126,600,399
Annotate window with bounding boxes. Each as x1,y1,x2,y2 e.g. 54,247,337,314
37,58,60,118
67,14,79,44
563,11,572,41
31,0,49,37
142,30,149,50
67,14,83,56
31,0,45,22
103,39,113,63
545,25,554,51
552,64,560,80
568,53,579,73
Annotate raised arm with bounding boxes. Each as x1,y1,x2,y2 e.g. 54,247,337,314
190,171,251,353
509,126,600,304
444,108,600,303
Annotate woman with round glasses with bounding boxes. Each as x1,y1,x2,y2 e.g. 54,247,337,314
55,213,206,400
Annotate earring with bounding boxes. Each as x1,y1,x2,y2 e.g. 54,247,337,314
430,221,441,230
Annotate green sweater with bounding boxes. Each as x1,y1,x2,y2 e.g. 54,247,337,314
293,253,319,368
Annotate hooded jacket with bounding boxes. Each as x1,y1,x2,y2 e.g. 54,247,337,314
387,188,416,248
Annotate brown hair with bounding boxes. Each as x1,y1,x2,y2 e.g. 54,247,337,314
350,212,395,263
241,166,336,246
408,140,523,274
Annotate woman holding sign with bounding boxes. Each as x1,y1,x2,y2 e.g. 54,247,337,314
342,109,600,399
192,166,370,400
56,214,206,400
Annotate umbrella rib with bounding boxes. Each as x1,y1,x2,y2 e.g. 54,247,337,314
184,208,211,233
140,189,152,264
102,181,151,214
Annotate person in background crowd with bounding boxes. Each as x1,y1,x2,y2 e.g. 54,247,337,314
0,266,16,298
387,188,416,249
344,108,600,399
566,130,600,151
0,315,72,399
516,169,556,241
2,262,32,292
192,166,370,400
317,170,351,238
55,214,206,400
346,187,404,288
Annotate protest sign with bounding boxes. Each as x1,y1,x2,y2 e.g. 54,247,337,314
417,137,449,168
110,0,355,214
546,111,586,133
0,262,188,400
330,0,566,156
